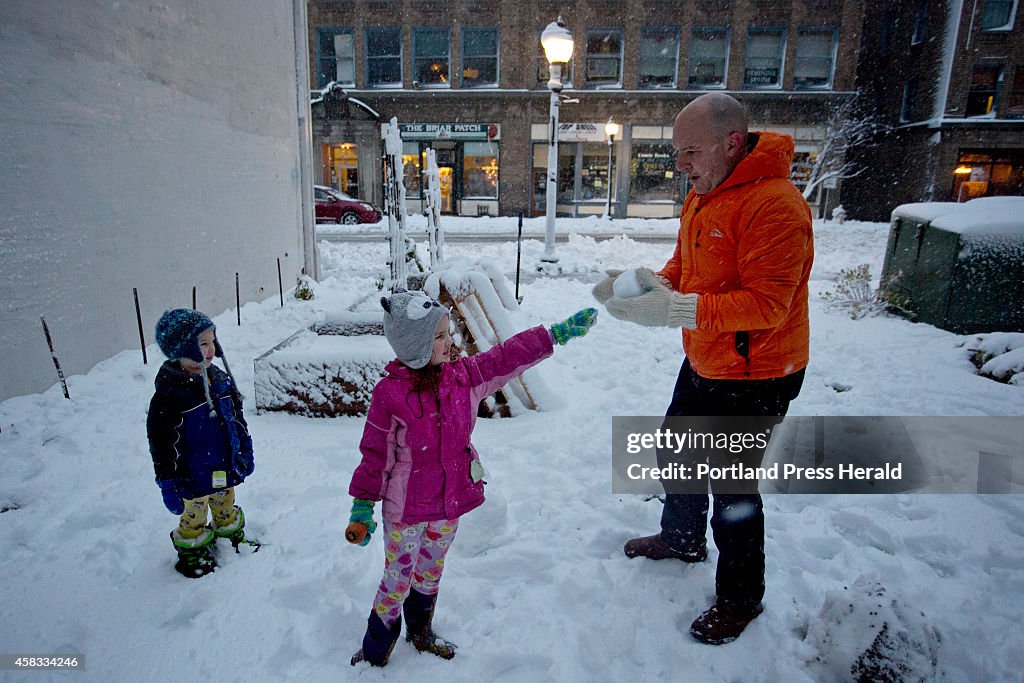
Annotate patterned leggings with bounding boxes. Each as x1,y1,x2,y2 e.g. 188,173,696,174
177,488,239,539
372,518,459,627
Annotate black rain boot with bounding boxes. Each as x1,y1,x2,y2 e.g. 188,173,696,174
350,612,402,667
404,589,456,660
171,528,216,578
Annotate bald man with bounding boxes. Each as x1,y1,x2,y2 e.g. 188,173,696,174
596,93,814,644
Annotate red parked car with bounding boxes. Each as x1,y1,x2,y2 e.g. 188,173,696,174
314,185,382,224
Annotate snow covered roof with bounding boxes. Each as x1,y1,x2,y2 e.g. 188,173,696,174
893,198,1024,237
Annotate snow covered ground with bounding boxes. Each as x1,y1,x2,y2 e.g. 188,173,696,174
1,217,1022,681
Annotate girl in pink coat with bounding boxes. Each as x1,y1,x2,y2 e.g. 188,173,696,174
346,289,597,667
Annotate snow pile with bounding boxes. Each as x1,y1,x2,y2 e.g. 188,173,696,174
803,576,940,682
963,332,1024,385
254,330,392,417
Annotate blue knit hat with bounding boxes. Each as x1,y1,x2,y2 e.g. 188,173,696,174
155,309,215,362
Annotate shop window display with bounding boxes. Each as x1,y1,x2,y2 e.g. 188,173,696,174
463,142,498,198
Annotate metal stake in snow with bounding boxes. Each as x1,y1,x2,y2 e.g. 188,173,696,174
424,148,445,268
515,211,524,303
40,316,70,399
383,117,410,291
133,287,148,365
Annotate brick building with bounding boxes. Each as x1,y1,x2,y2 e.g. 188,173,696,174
308,0,865,219
845,0,1024,221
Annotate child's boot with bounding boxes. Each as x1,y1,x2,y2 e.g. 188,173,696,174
213,506,260,552
171,528,216,578
350,613,402,667
404,589,456,659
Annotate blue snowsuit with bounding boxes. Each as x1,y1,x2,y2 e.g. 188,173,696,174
147,361,253,500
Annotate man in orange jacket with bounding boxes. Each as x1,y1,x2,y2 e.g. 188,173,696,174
596,93,813,645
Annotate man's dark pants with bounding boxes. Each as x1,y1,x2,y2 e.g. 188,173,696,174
658,359,804,610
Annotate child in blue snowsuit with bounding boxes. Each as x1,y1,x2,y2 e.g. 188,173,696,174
146,309,256,577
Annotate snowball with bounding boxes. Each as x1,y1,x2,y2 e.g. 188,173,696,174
612,268,647,299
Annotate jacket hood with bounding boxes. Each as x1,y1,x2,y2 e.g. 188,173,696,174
706,131,796,199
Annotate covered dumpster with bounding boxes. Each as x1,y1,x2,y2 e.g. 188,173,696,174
880,197,1024,334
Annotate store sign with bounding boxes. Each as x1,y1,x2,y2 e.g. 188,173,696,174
557,123,606,142
394,123,500,140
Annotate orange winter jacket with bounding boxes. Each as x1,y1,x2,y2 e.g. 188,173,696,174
657,131,813,380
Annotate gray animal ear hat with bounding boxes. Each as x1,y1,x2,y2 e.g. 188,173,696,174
381,289,448,369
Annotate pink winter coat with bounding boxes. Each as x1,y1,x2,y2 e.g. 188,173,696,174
348,325,554,523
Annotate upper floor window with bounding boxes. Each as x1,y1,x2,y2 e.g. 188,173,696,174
980,0,1018,30
912,1,929,44
1007,68,1024,118
585,29,623,87
413,28,450,86
317,29,355,88
462,28,498,87
366,27,402,87
537,34,574,87
744,27,785,88
966,64,1004,116
688,26,729,88
639,28,679,88
793,27,837,89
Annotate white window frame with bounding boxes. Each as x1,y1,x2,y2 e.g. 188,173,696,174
461,27,499,88
980,0,1019,31
638,27,680,89
413,27,451,88
366,27,403,88
688,26,730,89
793,26,837,90
584,28,624,88
316,28,355,88
743,26,786,89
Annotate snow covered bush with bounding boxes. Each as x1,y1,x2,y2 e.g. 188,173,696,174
963,332,1024,385
821,264,890,320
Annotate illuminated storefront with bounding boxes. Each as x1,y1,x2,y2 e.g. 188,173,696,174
390,122,501,216
531,122,688,218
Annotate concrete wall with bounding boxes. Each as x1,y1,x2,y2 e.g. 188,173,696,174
0,1,312,401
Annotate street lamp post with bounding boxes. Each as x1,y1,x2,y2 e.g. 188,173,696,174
539,17,574,269
604,117,619,220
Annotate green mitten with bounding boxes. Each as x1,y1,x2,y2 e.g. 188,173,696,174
345,498,377,546
550,308,599,345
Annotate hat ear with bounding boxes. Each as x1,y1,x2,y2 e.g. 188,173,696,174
214,338,224,358
380,297,391,313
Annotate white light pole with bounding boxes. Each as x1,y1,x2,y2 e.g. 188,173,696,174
604,117,619,220
539,17,574,269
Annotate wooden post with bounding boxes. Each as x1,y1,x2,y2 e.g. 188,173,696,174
133,287,148,364
235,273,241,325
192,286,197,310
40,316,70,399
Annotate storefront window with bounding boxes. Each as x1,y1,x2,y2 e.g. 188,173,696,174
323,143,359,197
402,142,423,198
629,143,680,202
462,142,498,198
952,150,1024,200
580,143,611,201
790,151,818,192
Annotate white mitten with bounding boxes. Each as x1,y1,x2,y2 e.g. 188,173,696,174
605,270,698,328
592,269,625,304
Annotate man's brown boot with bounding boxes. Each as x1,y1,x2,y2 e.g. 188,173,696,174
689,602,764,645
623,534,707,562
